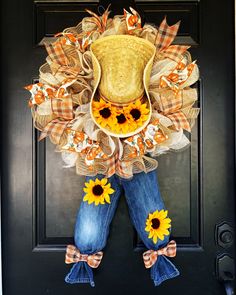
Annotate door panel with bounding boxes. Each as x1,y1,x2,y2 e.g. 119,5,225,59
1,0,235,294
33,0,202,250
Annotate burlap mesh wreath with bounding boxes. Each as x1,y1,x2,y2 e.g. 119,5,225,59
25,6,200,178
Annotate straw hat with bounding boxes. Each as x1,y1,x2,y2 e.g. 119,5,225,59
90,35,156,138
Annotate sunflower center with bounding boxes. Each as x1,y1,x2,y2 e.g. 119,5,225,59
92,185,104,196
99,107,111,119
130,108,141,120
151,218,160,229
116,114,127,124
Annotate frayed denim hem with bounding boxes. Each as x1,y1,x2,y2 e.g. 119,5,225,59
152,269,180,286
65,276,95,287
64,262,95,287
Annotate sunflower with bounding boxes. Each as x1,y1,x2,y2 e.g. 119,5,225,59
123,99,150,129
92,98,117,128
145,209,171,244
83,178,115,206
110,110,135,134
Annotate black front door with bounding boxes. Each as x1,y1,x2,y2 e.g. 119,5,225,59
1,0,235,294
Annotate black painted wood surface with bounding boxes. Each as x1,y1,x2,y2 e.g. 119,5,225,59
1,0,235,294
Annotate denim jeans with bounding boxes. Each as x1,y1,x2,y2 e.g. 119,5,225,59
65,170,179,287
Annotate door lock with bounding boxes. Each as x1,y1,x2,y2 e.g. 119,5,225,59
215,222,234,248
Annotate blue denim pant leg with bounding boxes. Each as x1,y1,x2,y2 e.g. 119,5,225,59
65,174,121,287
121,170,180,286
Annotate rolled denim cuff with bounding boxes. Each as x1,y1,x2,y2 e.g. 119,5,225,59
151,255,180,286
65,262,95,287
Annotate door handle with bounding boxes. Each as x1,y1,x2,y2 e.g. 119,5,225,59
216,254,235,295
224,281,234,295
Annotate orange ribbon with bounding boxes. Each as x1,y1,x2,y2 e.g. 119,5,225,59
65,245,103,268
124,7,142,33
143,240,177,269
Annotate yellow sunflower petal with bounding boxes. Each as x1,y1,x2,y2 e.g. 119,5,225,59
148,231,154,238
156,231,165,240
100,121,107,127
159,221,171,228
104,194,111,203
153,235,158,244
101,178,108,186
160,210,168,219
161,218,171,224
95,199,100,206
83,194,89,201
107,188,115,194
145,225,152,232
161,229,170,236
95,178,100,185
148,213,153,219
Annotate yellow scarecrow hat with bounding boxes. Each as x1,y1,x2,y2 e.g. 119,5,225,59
90,35,156,138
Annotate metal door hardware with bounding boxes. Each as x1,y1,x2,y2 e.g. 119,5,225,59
215,222,234,248
216,254,235,295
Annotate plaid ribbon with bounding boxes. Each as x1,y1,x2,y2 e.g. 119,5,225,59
46,41,81,76
166,111,190,132
143,240,177,269
157,93,182,116
101,153,132,178
155,18,180,51
155,18,189,63
158,92,191,132
161,45,190,63
46,42,68,66
38,119,69,143
51,97,73,120
65,245,103,268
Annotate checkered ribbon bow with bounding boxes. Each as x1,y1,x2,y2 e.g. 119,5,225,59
159,93,192,132
143,240,177,269
65,245,103,268
155,18,190,63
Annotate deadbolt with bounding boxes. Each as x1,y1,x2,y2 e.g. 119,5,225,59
215,222,234,248
220,231,233,244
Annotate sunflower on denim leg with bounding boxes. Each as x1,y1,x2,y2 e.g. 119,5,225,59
145,209,171,244
83,178,115,206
